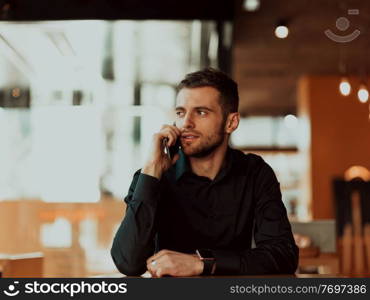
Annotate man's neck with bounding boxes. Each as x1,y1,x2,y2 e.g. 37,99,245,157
188,140,229,180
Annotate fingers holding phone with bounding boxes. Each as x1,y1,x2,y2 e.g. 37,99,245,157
141,124,181,179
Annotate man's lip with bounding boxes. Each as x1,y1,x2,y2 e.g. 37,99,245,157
181,134,199,138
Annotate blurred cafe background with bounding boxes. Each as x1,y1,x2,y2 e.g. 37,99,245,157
0,0,369,277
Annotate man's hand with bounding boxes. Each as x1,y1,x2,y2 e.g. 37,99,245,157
146,249,204,277
141,125,181,179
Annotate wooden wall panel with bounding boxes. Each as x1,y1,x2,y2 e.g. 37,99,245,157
298,75,370,219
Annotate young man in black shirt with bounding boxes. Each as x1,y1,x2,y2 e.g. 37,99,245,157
111,68,298,277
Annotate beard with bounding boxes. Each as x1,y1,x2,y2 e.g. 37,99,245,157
181,122,226,158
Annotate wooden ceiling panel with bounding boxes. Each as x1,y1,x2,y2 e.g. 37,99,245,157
233,0,370,116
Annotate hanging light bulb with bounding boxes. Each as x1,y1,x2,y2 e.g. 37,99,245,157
243,0,260,11
275,25,289,39
339,77,351,96
357,84,369,103
274,20,289,39
284,114,298,129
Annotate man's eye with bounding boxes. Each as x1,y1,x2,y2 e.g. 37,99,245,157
176,111,184,117
198,111,207,116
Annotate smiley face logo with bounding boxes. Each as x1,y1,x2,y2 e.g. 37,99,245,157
325,9,360,43
3,282,20,297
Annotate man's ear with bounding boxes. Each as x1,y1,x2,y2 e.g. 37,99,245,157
225,112,240,134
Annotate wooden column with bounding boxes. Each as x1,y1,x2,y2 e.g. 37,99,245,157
298,76,370,219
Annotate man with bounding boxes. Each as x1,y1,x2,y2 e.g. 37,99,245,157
111,68,298,277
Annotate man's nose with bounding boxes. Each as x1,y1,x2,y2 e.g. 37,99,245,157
179,113,195,129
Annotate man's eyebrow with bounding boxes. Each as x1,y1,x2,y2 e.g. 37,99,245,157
175,106,214,112
194,106,214,112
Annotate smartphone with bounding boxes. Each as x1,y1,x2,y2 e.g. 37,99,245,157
163,137,181,160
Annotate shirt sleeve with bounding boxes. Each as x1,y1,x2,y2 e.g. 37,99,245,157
212,162,299,275
111,170,161,276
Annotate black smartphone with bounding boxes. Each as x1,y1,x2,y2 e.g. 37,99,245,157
163,137,181,160
169,138,181,158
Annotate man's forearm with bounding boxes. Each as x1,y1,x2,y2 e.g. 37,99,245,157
111,172,160,275
142,162,163,180
211,241,298,275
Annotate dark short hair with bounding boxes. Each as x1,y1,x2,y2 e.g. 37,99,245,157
177,68,239,117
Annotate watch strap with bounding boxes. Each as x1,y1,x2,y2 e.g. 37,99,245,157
201,259,215,275
196,249,216,275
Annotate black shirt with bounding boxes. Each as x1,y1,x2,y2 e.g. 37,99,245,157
111,147,298,276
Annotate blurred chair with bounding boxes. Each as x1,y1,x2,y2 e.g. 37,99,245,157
291,220,339,274
333,166,370,276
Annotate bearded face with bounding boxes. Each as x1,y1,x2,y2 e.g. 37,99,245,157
180,121,226,158
175,87,228,158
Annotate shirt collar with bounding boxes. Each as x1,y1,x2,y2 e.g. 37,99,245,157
174,147,235,182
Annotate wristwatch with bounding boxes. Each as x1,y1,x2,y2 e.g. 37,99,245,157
196,249,216,275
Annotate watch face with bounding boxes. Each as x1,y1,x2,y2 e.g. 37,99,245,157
198,249,214,259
